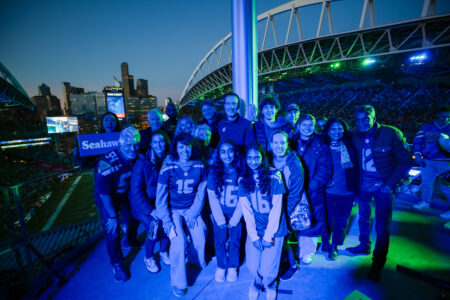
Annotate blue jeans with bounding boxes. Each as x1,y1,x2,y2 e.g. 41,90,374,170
132,210,169,259
323,193,354,246
170,209,206,289
94,192,139,265
357,187,394,267
245,236,284,291
212,214,242,269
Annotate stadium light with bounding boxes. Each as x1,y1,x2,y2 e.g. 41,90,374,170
362,58,376,66
330,62,341,69
409,52,428,64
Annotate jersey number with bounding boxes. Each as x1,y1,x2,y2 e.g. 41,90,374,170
176,179,195,194
117,172,131,193
250,191,271,214
220,186,238,207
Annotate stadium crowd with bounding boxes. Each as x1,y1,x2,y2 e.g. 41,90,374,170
82,91,449,300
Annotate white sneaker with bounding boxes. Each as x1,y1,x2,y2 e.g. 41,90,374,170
144,256,160,273
215,268,226,282
439,210,450,220
160,251,170,266
226,268,238,282
413,201,430,210
302,253,314,265
248,286,260,300
266,288,277,300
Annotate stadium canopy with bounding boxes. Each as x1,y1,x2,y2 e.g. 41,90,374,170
0,61,34,110
180,0,450,107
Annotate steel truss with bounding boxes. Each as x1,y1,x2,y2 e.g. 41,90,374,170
180,0,447,107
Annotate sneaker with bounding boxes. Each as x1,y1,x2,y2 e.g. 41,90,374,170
144,256,160,273
366,264,382,283
160,251,170,266
346,244,371,255
226,268,238,282
266,288,277,300
413,201,430,210
112,262,129,283
248,286,260,300
302,253,314,265
280,265,298,281
321,240,330,252
328,245,338,261
215,268,226,282
172,286,186,298
440,210,450,220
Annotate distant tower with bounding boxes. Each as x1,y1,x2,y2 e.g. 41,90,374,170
38,83,51,96
121,62,135,98
136,79,149,98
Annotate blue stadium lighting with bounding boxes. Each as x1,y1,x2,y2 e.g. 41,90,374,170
0,137,51,145
409,53,428,64
362,58,376,66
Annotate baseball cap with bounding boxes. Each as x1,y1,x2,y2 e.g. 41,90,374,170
285,103,300,112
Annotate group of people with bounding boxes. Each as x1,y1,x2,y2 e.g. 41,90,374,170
88,92,449,299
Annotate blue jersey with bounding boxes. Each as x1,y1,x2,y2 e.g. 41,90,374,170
239,169,285,237
158,159,207,209
94,149,135,201
207,170,239,216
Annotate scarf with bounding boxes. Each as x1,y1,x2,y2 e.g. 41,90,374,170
330,141,353,169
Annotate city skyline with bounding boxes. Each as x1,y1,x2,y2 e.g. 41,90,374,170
1,0,449,108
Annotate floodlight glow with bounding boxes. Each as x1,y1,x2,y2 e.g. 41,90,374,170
330,62,341,69
362,58,376,66
408,169,421,177
409,53,428,63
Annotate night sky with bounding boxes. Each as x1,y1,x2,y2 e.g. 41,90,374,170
1,0,449,106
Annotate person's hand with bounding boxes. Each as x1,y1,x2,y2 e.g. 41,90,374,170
186,215,198,229
148,218,159,240
261,239,273,249
252,239,263,251
163,221,174,236
106,217,118,234
219,223,227,230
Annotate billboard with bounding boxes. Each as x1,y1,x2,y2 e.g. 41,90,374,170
46,116,79,134
106,90,125,119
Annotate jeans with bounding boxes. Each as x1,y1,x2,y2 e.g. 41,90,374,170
132,209,169,259
421,159,450,203
323,193,354,246
95,192,139,265
212,215,242,269
170,209,206,289
357,187,394,267
245,236,284,291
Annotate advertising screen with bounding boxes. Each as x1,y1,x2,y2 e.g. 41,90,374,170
106,92,125,119
46,117,79,134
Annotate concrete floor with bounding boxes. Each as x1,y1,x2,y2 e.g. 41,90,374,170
44,193,450,300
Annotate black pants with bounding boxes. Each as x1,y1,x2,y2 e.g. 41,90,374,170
323,193,354,246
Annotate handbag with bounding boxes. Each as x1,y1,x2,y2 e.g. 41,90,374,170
289,191,311,231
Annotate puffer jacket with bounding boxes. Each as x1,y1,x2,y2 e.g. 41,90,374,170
254,116,292,152
129,150,162,216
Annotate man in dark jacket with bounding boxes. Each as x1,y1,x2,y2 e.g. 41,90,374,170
198,99,223,149
346,105,413,282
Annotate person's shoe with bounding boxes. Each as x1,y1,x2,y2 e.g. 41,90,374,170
302,253,314,265
266,288,277,300
112,262,129,283
226,268,238,282
440,210,450,220
346,244,371,255
248,285,260,300
321,241,330,252
280,265,298,281
160,251,170,266
144,256,160,273
215,268,226,282
172,286,186,297
328,245,338,261
366,264,382,283
413,201,430,210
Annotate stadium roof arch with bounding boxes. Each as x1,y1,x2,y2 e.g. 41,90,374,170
180,0,450,107
0,62,34,110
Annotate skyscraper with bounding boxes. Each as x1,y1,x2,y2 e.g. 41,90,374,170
136,79,149,98
38,83,51,97
121,62,135,98
62,82,84,115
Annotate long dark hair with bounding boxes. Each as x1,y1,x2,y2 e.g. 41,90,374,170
322,118,351,146
210,140,242,198
149,129,171,167
169,133,200,161
241,143,271,195
100,112,120,133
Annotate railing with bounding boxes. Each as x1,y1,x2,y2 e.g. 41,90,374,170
0,167,102,298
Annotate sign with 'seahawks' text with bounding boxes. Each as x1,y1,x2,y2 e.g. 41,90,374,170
77,132,120,157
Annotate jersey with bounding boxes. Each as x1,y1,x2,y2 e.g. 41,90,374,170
207,170,239,216
239,169,285,237
158,159,207,210
94,149,135,201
